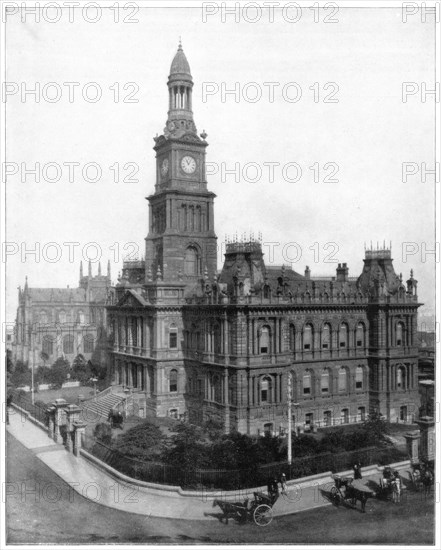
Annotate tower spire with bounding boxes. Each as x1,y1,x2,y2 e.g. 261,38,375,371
88,260,92,277
80,261,83,279
98,262,102,276
107,259,111,279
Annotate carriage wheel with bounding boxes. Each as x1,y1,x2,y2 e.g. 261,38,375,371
331,486,340,503
253,504,273,526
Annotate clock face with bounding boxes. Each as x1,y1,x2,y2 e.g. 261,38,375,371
161,158,169,176
181,155,196,174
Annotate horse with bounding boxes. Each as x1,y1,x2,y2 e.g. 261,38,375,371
422,470,433,497
212,499,249,524
345,484,371,512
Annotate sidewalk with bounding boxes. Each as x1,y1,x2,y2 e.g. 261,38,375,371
6,408,411,521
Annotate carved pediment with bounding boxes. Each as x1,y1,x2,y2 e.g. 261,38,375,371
115,290,146,308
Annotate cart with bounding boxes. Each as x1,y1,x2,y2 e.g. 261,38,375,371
212,491,277,526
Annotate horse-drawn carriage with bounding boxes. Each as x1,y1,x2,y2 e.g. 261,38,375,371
330,475,374,512
410,461,434,494
213,491,277,526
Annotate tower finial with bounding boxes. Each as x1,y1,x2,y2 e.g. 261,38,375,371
80,261,83,279
178,36,182,50
107,259,111,278
98,262,102,276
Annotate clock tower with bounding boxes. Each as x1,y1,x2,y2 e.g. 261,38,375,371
146,42,217,293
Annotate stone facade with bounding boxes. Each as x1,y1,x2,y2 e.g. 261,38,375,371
107,43,421,433
13,262,111,369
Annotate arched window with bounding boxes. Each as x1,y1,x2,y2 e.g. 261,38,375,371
355,366,364,390
260,326,270,354
289,324,296,351
184,246,200,276
260,376,272,403
78,310,85,324
303,324,313,350
321,370,329,394
59,310,66,324
357,406,366,422
303,371,311,395
83,334,94,354
263,284,271,299
356,323,365,347
63,334,74,354
42,335,53,356
40,310,48,325
339,323,349,348
169,369,178,392
169,323,178,349
396,323,404,346
397,366,405,389
341,408,349,424
338,367,348,392
322,323,331,349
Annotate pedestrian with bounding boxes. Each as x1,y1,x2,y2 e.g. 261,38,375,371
392,472,401,504
280,473,287,495
353,461,362,480
6,394,12,425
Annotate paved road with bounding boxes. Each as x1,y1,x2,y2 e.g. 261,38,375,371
6,433,435,544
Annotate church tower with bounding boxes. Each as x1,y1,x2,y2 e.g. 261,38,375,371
145,42,217,294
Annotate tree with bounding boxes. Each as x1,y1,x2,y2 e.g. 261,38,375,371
10,360,31,388
94,423,112,445
71,354,92,384
47,357,70,389
164,423,211,469
113,422,165,460
362,411,389,441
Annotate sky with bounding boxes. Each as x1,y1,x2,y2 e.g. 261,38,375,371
3,4,437,324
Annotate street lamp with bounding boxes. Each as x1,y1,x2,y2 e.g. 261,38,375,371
90,377,98,398
287,372,299,465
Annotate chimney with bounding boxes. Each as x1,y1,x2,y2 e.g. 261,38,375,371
336,262,349,282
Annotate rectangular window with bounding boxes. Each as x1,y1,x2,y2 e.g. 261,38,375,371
322,343,328,349
304,343,310,350
169,332,177,349
340,341,346,348
357,340,362,347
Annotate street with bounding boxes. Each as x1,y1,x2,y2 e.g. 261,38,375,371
6,433,435,544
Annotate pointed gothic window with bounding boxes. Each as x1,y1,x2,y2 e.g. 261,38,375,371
303,324,313,350
322,323,331,349
184,246,200,276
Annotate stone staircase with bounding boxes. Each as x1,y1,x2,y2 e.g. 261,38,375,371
82,391,124,420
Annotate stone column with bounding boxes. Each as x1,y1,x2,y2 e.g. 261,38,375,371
52,398,68,444
404,431,421,464
416,416,435,461
73,421,87,457
46,405,56,439
65,404,81,452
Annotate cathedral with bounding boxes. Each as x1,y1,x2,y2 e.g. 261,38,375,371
13,262,111,370
107,43,421,435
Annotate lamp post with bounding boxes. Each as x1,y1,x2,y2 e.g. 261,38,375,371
90,377,98,398
287,372,299,465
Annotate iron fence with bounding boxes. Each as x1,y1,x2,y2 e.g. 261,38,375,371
81,434,407,490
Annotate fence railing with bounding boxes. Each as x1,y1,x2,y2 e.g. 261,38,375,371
81,434,407,491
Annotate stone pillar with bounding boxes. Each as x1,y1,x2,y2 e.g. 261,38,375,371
52,398,68,444
65,404,81,452
46,405,56,439
73,421,87,457
416,416,435,462
404,431,420,464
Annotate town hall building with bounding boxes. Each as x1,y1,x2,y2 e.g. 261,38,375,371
106,43,421,435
